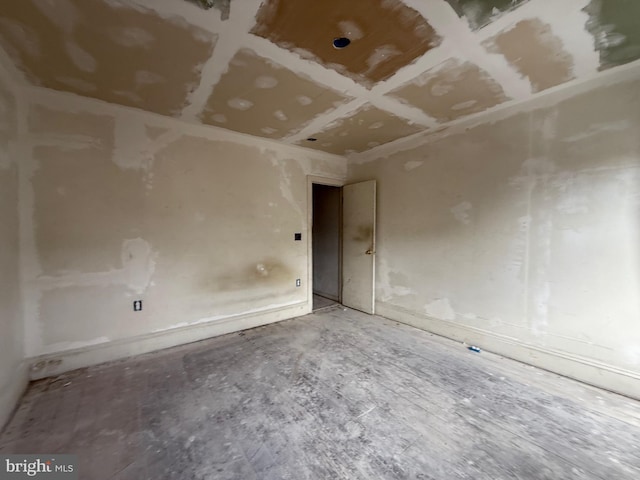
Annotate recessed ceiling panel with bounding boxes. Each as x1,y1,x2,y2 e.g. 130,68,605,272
251,0,441,86
200,48,351,140
0,0,216,116
389,59,509,123
445,0,530,30
298,105,423,155
483,19,575,93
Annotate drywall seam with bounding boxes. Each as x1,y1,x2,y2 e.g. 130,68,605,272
245,35,367,99
246,35,439,143
0,0,621,161
34,239,157,293
15,81,43,359
283,99,368,143
0,0,611,160
361,95,437,128
179,27,229,122
368,39,455,96
399,0,531,100
282,95,436,146
280,0,601,146
180,0,264,121
522,179,534,329
13,85,26,360
0,43,27,89
377,302,640,400
19,84,347,163
531,0,599,79
125,0,224,32
473,0,551,39
29,301,309,380
0,69,28,434
350,58,640,163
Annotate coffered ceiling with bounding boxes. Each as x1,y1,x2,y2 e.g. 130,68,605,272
0,0,638,156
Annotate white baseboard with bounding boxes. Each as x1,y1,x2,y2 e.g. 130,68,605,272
29,302,310,380
0,361,28,432
376,302,640,401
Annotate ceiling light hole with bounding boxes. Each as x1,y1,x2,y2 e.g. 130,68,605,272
333,37,351,49
307,138,317,142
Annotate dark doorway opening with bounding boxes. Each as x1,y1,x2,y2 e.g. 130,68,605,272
312,184,342,310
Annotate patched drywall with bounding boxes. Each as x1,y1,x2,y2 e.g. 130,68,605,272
20,89,347,361
389,58,509,122
0,0,216,116
483,19,575,93
201,49,350,139
299,105,422,155
0,74,25,427
29,107,144,274
585,0,640,70
0,0,638,156
251,0,440,86
445,0,530,30
349,74,640,397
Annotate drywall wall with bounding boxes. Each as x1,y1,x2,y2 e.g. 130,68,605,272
312,184,341,301
19,87,346,378
349,72,640,398
0,72,26,428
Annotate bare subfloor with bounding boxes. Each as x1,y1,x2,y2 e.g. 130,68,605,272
2,307,640,479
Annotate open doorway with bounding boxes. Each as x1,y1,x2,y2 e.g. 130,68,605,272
312,183,342,311
309,178,376,314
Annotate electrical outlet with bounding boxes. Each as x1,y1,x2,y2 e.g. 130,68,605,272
296,279,301,287
133,300,142,312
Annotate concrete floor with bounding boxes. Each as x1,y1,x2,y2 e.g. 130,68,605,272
2,307,640,479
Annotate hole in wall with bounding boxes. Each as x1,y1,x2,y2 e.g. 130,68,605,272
333,37,351,49
307,137,318,142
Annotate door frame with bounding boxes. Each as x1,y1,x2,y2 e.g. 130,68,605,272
306,175,345,313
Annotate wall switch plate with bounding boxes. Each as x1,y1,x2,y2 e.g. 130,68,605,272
294,233,302,241
133,300,142,311
296,279,301,287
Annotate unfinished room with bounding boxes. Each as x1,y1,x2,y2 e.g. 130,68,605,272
1,0,640,478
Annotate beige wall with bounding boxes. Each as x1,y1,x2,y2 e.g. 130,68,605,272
0,74,26,427
349,75,640,398
20,89,346,377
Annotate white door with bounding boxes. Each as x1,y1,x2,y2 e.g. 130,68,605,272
342,180,376,314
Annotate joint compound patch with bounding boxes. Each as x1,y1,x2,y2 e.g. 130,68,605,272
451,201,472,225
425,298,456,321
403,160,423,171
